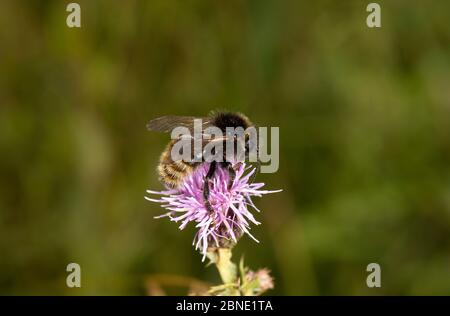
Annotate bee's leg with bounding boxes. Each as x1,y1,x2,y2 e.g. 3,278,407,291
221,161,237,189
203,161,217,213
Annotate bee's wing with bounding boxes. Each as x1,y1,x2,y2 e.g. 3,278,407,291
146,116,212,134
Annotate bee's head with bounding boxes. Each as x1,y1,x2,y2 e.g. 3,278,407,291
211,111,259,162
223,126,258,162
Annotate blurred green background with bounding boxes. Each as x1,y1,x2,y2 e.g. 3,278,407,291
1,0,450,295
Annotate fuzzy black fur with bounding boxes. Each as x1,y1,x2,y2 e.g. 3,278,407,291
211,112,250,131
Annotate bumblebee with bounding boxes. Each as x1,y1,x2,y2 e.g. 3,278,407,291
147,111,260,212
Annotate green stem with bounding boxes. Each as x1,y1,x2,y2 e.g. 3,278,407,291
207,248,240,295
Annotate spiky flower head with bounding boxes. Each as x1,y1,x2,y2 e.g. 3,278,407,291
146,162,281,260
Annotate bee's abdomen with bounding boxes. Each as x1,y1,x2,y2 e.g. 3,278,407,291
158,140,198,189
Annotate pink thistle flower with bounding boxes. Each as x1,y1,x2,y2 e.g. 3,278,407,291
145,162,281,261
